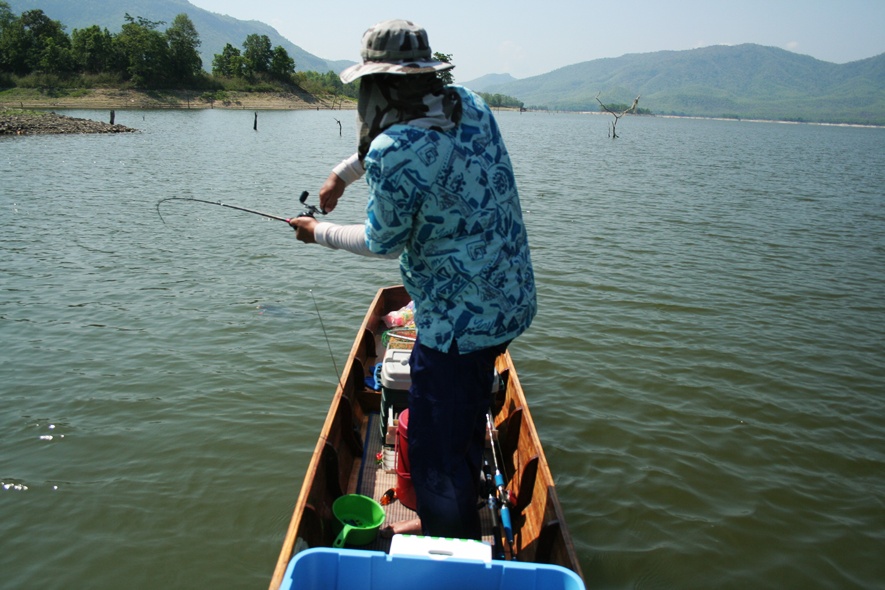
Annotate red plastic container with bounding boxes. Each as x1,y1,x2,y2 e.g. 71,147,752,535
396,409,417,510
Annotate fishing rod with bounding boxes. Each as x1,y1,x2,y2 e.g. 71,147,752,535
486,412,515,559
155,190,325,226
482,459,507,560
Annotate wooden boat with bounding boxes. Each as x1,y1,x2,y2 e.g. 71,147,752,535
269,285,583,589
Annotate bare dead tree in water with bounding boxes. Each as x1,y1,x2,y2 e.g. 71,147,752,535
596,93,640,138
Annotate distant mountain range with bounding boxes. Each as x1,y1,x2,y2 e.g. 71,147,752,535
6,0,884,125
463,73,518,90
465,44,885,125
5,0,354,75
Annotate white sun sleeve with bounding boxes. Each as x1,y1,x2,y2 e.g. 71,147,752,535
314,222,398,259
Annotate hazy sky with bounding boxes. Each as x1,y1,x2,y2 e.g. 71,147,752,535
187,0,885,82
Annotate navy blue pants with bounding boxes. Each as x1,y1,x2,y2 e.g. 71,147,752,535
407,336,508,539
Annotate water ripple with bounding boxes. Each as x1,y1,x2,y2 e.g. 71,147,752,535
2,110,884,589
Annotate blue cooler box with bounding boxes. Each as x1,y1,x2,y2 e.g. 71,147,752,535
279,547,585,590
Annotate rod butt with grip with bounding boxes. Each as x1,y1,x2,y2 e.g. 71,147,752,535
500,503,514,546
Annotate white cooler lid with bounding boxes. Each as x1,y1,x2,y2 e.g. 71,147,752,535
389,534,492,563
381,348,412,390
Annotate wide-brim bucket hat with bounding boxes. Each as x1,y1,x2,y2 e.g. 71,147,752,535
339,19,454,84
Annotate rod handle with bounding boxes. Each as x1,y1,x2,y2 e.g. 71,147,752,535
500,504,513,544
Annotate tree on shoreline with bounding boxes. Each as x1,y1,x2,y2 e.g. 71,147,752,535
166,14,202,83
71,25,115,74
0,3,204,87
213,33,295,83
480,92,524,110
0,4,70,75
433,51,453,85
115,14,170,86
0,2,348,99
211,43,242,78
242,33,273,76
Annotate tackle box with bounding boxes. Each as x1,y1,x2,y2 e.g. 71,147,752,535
279,546,586,590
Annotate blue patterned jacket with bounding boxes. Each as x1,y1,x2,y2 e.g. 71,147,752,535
363,86,537,353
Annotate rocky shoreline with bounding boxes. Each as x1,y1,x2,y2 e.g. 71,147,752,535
0,88,355,135
1,110,138,136
0,88,349,111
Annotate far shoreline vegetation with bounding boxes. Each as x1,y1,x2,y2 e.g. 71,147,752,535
0,3,526,112
3,4,881,125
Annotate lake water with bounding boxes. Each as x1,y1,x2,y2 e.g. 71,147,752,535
2,108,884,589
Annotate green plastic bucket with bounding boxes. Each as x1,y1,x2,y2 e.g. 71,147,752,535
332,494,385,548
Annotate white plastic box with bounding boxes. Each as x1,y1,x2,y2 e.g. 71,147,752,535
380,348,411,439
381,348,412,390
389,534,492,562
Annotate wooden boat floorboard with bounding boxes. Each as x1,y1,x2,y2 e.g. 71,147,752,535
349,410,500,554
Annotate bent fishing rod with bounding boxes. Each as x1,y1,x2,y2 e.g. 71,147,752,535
156,190,325,226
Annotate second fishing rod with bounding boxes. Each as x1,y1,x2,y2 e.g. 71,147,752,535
486,412,516,559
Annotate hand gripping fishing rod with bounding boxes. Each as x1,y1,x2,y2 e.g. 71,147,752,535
156,190,325,226
486,412,515,559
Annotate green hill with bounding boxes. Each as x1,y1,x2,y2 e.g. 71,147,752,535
480,44,885,125
5,0,883,125
5,0,354,75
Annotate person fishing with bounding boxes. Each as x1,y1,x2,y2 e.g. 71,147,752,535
290,19,537,541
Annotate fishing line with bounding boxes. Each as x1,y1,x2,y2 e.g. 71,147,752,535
310,289,343,392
